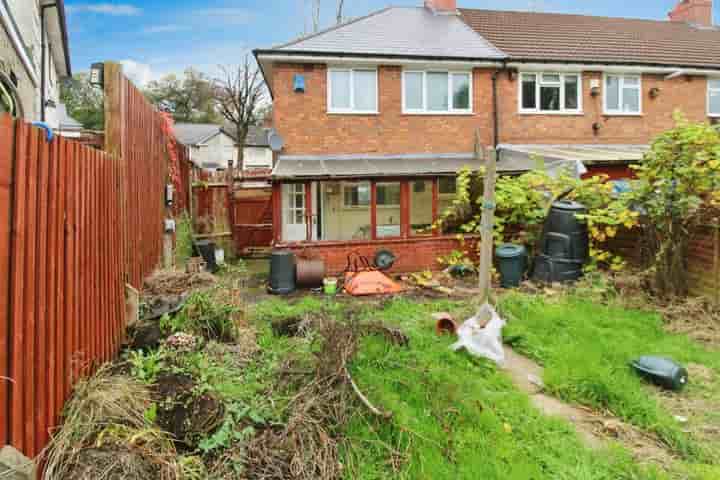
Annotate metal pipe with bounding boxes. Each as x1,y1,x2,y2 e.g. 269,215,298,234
40,3,58,122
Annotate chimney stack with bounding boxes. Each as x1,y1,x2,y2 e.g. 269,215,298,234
669,0,714,27
424,0,457,14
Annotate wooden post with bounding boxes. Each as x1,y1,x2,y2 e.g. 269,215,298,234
714,220,719,306
477,130,497,306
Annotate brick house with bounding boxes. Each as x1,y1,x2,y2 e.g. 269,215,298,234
254,0,720,273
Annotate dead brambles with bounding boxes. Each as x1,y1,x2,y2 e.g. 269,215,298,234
245,317,408,480
42,367,181,480
143,269,216,297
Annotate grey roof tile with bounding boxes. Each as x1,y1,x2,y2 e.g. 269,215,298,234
173,123,223,146
270,7,506,60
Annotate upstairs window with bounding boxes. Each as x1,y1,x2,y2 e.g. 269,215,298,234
328,68,378,114
403,71,472,114
709,79,720,117
604,74,641,115
520,73,581,114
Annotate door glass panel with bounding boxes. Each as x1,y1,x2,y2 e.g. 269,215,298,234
411,180,433,236
376,182,401,238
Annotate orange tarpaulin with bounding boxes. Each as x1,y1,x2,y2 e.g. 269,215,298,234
343,253,403,296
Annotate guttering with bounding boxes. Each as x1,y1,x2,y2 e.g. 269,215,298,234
41,3,58,122
55,0,72,76
255,52,505,69
0,0,40,86
508,62,720,76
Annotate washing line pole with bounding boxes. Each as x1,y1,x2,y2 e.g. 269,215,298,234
476,129,497,308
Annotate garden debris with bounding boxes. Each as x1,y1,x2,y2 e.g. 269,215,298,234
141,294,188,321
143,269,216,297
271,315,309,337
43,367,180,480
661,297,720,345
164,332,201,352
245,318,403,480
153,372,225,449
128,321,164,351
343,253,403,296
451,303,506,365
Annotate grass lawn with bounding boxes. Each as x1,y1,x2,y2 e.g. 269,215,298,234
499,290,720,478
252,296,668,480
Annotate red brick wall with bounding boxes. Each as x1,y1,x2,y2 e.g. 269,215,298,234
497,72,709,144
272,63,495,155
273,63,713,154
281,236,477,275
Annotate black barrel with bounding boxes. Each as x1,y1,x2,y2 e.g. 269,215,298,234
541,200,589,263
194,240,218,273
496,244,527,288
532,255,584,283
269,250,296,294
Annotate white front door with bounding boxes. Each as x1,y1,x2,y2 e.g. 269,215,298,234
282,183,307,242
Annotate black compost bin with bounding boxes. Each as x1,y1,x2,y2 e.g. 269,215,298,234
269,250,296,295
541,200,589,263
532,255,584,283
194,240,218,273
496,244,527,288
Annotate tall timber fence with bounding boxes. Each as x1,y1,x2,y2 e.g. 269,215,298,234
0,63,190,459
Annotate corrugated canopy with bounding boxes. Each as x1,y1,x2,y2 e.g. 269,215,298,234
273,145,648,180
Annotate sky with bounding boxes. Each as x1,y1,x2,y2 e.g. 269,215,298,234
65,0,720,86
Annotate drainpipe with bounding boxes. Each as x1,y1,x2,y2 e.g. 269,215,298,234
40,3,58,122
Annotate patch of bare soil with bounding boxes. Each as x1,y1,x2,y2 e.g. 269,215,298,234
153,372,225,449
502,347,677,468
143,269,216,297
661,298,720,346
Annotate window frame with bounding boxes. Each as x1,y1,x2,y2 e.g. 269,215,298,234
518,72,583,115
402,70,473,115
708,78,720,118
375,181,401,209
326,67,379,115
342,181,371,209
603,73,642,116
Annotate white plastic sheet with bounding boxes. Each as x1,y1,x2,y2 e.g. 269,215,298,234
451,303,506,365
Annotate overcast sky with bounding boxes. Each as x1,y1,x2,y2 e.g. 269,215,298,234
65,0,718,86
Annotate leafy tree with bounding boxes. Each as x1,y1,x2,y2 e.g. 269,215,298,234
145,68,219,124
60,73,104,130
630,114,720,298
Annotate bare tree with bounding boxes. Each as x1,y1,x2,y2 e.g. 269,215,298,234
214,55,268,180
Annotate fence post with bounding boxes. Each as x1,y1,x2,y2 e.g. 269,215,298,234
0,115,14,446
714,221,719,306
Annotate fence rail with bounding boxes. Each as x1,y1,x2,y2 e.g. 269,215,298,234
0,64,190,459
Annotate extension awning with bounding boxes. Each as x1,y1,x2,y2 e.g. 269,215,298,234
272,151,557,180
499,144,648,167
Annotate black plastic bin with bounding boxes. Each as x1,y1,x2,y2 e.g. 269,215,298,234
269,250,296,295
194,240,218,273
496,244,527,288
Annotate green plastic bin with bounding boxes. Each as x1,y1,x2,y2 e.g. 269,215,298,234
496,244,527,288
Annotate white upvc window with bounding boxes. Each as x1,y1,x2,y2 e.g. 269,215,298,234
604,74,642,115
402,70,472,114
519,72,582,114
327,68,378,114
708,79,720,117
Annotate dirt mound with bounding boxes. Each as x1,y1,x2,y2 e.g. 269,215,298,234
154,372,225,449
143,270,216,297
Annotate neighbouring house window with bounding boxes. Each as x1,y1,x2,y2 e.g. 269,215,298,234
709,79,720,117
604,74,641,115
438,177,457,214
410,180,433,236
343,182,371,208
243,147,272,168
520,73,581,113
376,182,401,238
328,68,378,113
403,71,472,114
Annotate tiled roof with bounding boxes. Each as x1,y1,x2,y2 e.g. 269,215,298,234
173,123,223,146
268,7,506,60
460,8,720,68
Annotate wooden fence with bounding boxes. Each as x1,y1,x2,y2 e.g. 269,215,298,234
0,64,189,459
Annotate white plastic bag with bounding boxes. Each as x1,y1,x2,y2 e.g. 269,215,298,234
450,303,506,365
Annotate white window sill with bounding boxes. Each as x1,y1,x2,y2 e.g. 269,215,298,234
402,111,474,116
708,113,720,118
328,110,379,115
603,112,643,117
518,110,584,116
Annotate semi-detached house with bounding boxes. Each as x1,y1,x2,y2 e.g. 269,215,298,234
254,0,720,273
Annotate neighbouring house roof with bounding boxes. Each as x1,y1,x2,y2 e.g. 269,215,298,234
56,103,82,131
230,125,271,147
272,152,561,180
460,9,720,69
173,123,225,146
261,7,506,61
